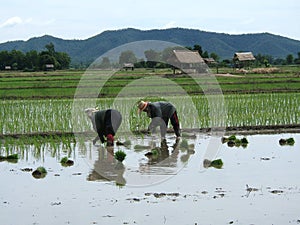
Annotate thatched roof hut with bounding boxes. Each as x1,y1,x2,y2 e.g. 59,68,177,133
233,52,255,68
234,52,255,62
203,58,216,64
172,50,205,64
168,50,206,73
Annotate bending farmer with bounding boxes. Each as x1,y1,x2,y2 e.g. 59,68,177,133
138,101,180,139
85,108,122,146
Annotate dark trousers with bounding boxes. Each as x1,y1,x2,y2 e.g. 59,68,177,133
163,111,180,137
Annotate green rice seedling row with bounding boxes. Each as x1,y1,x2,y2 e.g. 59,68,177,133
1,93,299,135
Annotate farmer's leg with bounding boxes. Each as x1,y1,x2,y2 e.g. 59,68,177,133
159,117,169,139
170,111,180,137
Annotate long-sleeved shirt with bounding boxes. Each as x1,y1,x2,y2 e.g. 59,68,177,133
147,101,176,120
146,102,176,132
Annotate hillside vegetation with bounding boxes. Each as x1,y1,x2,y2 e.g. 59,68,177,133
1,28,300,65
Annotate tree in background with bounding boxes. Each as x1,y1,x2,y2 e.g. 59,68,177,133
0,42,70,71
294,52,300,64
210,52,219,62
39,42,70,70
286,54,294,65
144,49,161,68
119,50,137,66
25,51,39,70
192,44,203,56
99,57,111,68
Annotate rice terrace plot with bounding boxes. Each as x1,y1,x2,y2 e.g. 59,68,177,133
1,67,300,225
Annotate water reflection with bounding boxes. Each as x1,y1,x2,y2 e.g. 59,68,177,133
140,138,195,174
87,146,126,186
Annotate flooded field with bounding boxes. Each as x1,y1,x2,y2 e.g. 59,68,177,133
1,132,300,225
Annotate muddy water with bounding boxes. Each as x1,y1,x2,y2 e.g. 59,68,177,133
1,133,300,225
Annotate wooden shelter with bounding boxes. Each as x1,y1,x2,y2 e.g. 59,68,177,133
168,49,206,74
123,63,134,71
233,52,255,68
203,58,216,65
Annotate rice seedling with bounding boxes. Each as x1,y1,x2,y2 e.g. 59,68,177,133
210,159,223,169
0,92,299,137
0,153,18,163
279,138,295,146
203,159,224,169
114,150,126,162
32,166,47,179
60,156,74,167
222,135,249,148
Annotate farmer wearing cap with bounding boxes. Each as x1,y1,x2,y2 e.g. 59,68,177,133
138,101,180,139
85,108,122,146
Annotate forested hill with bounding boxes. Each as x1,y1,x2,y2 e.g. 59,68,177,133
1,28,300,65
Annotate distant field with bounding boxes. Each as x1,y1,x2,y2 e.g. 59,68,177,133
0,67,299,99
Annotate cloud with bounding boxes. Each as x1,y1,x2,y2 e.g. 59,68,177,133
0,16,23,28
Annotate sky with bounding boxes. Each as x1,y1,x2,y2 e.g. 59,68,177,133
0,0,300,44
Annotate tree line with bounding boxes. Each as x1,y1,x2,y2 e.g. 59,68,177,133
1,42,299,71
94,44,300,69
0,43,71,71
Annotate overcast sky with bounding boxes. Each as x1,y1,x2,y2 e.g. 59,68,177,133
1,0,299,44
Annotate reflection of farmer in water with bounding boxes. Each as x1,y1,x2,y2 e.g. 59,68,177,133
85,108,122,146
87,146,126,185
144,139,180,166
137,101,180,139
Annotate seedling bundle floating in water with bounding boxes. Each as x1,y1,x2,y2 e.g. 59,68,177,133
114,150,126,162
0,154,18,163
279,138,295,146
32,166,47,179
222,135,249,148
60,157,74,167
203,159,224,169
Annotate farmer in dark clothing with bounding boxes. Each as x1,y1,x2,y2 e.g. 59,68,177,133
138,101,180,139
85,108,122,146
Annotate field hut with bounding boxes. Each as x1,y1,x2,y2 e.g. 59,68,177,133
45,64,54,70
233,52,255,68
203,58,216,65
123,63,134,71
168,50,206,74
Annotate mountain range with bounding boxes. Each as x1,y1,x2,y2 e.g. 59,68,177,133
1,28,300,65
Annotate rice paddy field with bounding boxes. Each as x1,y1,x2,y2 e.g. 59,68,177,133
1,67,300,225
